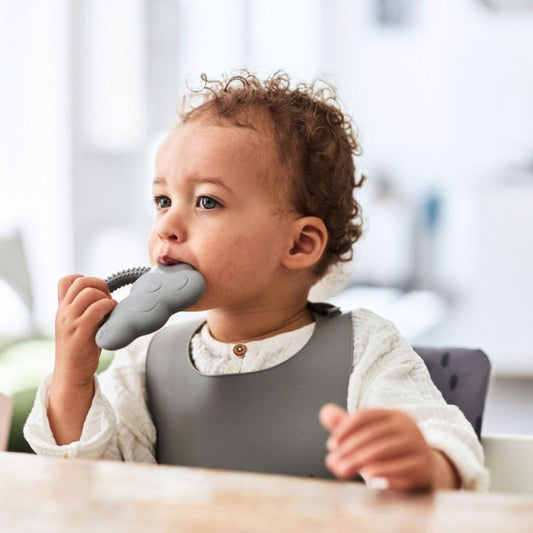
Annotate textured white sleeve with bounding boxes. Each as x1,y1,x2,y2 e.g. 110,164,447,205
347,309,489,491
23,334,157,463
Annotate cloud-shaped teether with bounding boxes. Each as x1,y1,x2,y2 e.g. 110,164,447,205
96,263,205,351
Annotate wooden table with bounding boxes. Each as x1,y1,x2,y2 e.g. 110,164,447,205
1,452,532,532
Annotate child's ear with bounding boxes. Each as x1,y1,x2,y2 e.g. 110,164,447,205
282,216,328,271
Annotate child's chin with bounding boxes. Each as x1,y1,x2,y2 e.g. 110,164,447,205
184,299,208,313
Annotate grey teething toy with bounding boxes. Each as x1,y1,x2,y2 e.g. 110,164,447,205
95,263,206,350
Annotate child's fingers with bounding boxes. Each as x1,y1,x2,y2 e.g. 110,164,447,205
363,454,422,480
326,435,407,478
326,419,396,458
323,408,434,487
343,434,408,469
363,455,430,491
76,287,112,315
58,275,83,303
328,408,392,448
61,276,111,307
81,297,117,328
325,450,363,480
318,403,348,433
66,287,113,318
56,278,116,343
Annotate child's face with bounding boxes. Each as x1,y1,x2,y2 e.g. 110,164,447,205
148,116,299,312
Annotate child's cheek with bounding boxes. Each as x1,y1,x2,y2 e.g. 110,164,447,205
198,233,266,286
146,232,158,263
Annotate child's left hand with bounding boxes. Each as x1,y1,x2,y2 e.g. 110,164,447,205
319,403,438,491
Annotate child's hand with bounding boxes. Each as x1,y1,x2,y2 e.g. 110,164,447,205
319,403,436,491
54,275,116,388
48,275,116,445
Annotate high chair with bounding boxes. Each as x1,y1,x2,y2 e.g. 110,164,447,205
414,346,491,439
415,346,533,494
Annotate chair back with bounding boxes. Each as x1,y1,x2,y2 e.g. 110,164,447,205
413,346,491,439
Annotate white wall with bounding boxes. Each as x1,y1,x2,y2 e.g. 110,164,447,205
0,0,72,334
321,0,533,374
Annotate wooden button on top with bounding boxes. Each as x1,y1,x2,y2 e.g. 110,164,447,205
233,344,247,357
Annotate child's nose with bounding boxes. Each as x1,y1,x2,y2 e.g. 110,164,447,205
159,230,179,242
157,210,186,242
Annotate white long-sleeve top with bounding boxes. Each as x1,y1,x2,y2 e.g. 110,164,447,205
24,308,489,490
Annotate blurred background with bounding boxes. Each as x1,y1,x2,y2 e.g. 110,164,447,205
1,0,532,434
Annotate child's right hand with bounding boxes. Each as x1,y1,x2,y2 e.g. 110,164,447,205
48,275,116,445
53,275,117,388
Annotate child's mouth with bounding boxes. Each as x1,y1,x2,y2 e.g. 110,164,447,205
158,255,182,266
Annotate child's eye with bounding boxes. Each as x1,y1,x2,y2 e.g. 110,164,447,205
196,195,221,210
154,195,171,210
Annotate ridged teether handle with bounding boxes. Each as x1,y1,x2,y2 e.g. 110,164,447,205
104,266,151,293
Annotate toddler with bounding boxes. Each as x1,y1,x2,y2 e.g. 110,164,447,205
25,71,488,491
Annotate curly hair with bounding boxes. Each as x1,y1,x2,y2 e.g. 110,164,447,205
179,70,365,277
